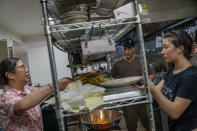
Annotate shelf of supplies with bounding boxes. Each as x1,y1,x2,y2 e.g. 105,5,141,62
50,17,137,33
41,0,156,130
103,95,149,109
60,86,149,117
62,95,149,117
50,17,137,52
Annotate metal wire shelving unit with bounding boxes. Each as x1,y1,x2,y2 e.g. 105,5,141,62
60,94,148,116
40,0,156,130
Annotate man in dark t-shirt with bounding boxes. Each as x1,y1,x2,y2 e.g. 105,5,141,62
111,38,154,131
111,55,153,78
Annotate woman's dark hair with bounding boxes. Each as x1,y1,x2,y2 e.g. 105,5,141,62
164,30,193,59
0,57,20,86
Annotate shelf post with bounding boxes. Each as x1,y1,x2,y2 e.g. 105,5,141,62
40,0,67,131
134,0,156,130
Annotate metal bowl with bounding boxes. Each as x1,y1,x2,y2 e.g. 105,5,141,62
81,109,121,130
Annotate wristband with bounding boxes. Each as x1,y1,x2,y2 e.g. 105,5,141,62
48,84,54,94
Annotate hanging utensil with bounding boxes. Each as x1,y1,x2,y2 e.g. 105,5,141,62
105,26,112,45
84,30,89,48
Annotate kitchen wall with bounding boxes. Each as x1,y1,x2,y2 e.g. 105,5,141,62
0,26,23,44
0,26,23,92
0,40,8,62
0,26,71,86
24,35,71,86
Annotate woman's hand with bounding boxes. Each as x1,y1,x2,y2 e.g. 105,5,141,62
49,77,73,92
58,77,73,91
133,79,158,93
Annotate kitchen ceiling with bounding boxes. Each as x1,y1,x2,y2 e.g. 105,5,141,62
0,0,196,41
0,0,44,37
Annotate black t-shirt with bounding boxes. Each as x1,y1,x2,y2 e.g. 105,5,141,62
162,66,197,131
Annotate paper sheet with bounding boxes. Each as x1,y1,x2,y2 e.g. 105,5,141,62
67,80,82,90
85,96,104,111
45,83,106,113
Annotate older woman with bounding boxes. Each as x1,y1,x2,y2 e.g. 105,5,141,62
0,57,72,131
135,30,197,131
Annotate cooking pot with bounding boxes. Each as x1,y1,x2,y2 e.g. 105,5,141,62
81,109,122,131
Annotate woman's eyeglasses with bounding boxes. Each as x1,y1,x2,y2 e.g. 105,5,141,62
15,65,27,70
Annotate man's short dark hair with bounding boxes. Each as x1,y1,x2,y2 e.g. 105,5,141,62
121,38,135,48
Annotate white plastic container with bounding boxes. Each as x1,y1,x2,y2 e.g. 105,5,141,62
113,2,136,19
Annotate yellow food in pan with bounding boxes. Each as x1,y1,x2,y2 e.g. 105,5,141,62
76,72,109,85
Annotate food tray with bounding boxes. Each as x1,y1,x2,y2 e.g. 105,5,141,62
100,76,142,87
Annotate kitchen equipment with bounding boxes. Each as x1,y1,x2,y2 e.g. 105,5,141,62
64,16,88,24
98,0,127,9
81,109,121,130
63,11,89,24
100,76,142,88
64,11,88,17
76,4,88,12
81,37,116,63
113,2,136,19
92,0,128,16
55,0,96,15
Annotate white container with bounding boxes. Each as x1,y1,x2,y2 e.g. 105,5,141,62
113,2,136,19
81,37,116,63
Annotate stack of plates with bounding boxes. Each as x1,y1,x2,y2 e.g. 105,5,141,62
63,11,89,24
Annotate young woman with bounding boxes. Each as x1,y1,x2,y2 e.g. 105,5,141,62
135,30,197,131
0,58,72,131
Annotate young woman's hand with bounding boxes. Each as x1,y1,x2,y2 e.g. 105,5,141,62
133,79,158,93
